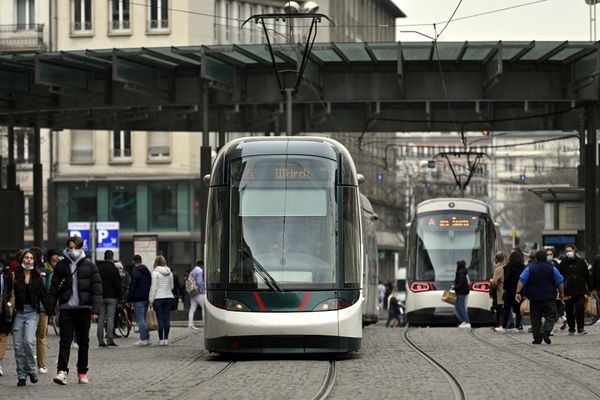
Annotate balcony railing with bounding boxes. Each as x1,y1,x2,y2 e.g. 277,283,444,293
0,24,45,52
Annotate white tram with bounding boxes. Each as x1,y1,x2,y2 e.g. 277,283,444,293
405,198,502,326
203,137,363,353
360,194,379,326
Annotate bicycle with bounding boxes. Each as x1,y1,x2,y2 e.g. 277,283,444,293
115,303,134,337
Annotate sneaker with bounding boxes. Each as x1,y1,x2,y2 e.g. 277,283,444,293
0,365,3,376
29,374,38,383
158,340,165,346
578,330,588,335
54,371,68,385
71,342,79,349
494,327,506,333
189,326,200,331
532,339,542,344
107,340,118,347
17,379,26,386
78,373,89,384
560,319,567,331
163,339,168,346
133,340,149,346
458,322,471,328
39,367,48,374
568,330,575,336
99,341,107,348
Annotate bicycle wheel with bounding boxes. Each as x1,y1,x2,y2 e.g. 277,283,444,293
117,308,131,337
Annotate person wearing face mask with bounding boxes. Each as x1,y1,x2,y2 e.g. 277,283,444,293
45,236,102,386
558,244,592,335
10,249,47,386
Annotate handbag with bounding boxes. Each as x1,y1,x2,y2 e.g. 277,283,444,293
170,295,179,311
585,295,598,317
519,298,530,316
441,290,457,305
146,305,158,331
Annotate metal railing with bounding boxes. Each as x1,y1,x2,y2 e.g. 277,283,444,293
0,24,45,51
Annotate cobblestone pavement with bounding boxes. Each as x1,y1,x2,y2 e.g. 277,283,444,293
0,321,599,399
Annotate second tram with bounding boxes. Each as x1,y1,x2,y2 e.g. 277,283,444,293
203,137,363,353
405,198,502,326
360,194,379,326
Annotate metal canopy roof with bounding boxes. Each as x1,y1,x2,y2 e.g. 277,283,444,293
0,40,598,132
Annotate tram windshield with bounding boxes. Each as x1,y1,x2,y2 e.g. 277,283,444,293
229,156,337,290
414,211,491,282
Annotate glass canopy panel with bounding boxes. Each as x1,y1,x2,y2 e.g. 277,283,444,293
238,44,284,63
462,46,494,61
519,42,564,60
574,52,597,81
367,42,397,62
432,42,464,60
550,48,585,61
402,46,431,61
311,49,342,62
150,47,202,65
335,43,371,61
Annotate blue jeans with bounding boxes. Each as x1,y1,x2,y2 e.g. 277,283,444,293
454,294,470,323
13,307,39,379
153,298,172,340
133,301,150,341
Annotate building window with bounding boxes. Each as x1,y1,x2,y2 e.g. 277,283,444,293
72,0,92,33
24,196,33,229
15,128,34,164
504,158,514,172
109,0,130,31
112,130,131,160
110,183,136,230
147,131,170,162
71,130,94,163
149,183,177,230
16,0,35,30
148,0,169,31
69,185,97,222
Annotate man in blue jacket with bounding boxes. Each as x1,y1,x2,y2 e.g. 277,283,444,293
515,249,564,345
127,255,152,346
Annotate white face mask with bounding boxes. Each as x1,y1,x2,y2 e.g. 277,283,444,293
68,249,82,259
546,256,553,262
566,251,575,259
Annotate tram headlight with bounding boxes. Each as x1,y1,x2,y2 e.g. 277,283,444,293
312,298,350,311
226,299,251,312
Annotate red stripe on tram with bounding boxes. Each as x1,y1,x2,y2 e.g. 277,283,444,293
297,291,312,311
252,292,266,312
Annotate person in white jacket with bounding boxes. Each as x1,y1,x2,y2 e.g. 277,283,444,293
149,256,174,346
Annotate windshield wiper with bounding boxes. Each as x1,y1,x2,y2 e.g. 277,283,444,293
238,248,283,292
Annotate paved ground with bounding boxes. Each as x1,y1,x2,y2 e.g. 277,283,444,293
1,320,599,399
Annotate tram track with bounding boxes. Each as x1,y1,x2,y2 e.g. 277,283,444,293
402,328,467,400
469,328,600,399
311,360,337,400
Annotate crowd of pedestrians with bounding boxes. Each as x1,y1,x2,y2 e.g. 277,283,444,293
0,237,205,387
489,244,598,344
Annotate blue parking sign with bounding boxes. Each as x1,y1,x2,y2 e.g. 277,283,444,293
68,222,91,252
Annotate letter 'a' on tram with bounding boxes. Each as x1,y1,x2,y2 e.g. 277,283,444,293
405,198,502,326
203,137,363,353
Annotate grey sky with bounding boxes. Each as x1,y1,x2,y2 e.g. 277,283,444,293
393,0,593,41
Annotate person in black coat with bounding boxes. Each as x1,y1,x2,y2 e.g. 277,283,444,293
501,251,525,332
45,236,102,385
453,260,471,328
0,265,13,377
96,250,122,347
127,255,152,345
559,244,592,335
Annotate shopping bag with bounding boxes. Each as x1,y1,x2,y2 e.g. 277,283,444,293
441,290,457,305
520,298,530,316
585,295,598,317
146,305,158,331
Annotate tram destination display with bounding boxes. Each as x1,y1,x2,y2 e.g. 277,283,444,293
420,214,479,229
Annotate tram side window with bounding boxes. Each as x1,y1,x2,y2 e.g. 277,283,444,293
343,187,360,288
206,187,226,289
